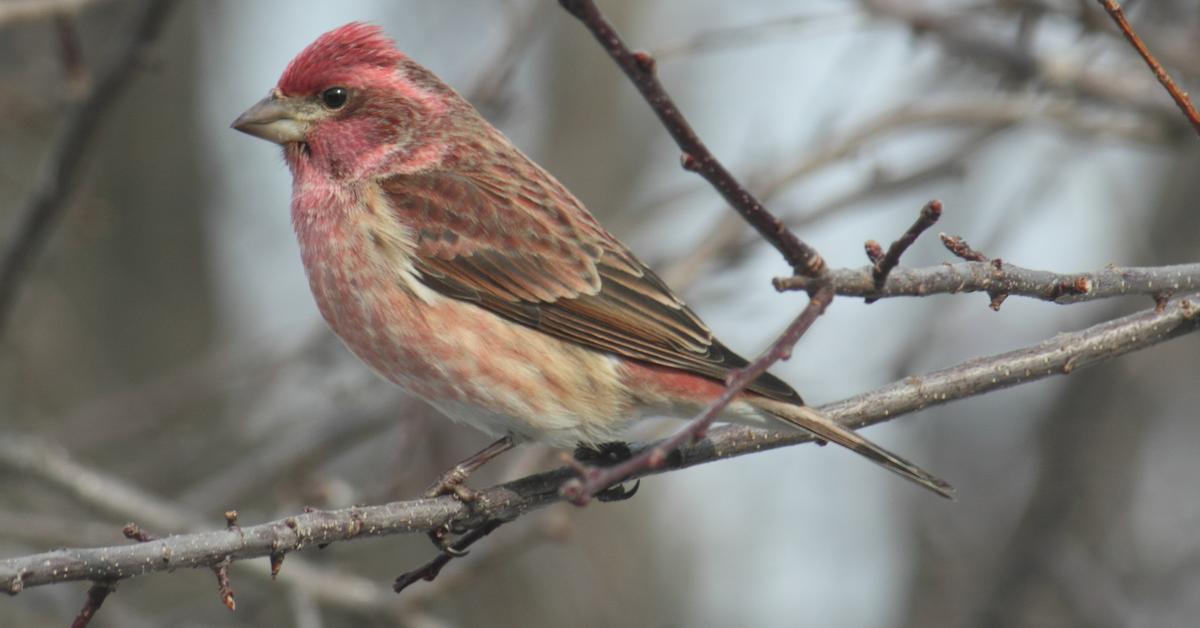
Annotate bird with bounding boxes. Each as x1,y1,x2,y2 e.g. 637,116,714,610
232,22,952,502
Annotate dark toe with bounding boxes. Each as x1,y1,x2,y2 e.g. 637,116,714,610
596,479,640,502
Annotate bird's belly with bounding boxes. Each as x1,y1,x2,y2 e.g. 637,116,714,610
301,233,634,447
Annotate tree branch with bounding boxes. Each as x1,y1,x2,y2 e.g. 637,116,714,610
4,293,1196,594
775,261,1200,307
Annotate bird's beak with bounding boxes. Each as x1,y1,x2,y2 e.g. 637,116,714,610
232,94,308,145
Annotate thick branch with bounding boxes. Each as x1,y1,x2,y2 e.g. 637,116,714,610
775,262,1200,306
4,293,1196,593
0,0,178,333
557,0,825,276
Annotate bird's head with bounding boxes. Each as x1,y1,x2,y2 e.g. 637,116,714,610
233,23,457,180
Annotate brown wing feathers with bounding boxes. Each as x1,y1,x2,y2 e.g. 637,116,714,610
383,169,801,404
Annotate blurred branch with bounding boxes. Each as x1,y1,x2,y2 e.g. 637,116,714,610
862,0,1190,133
1096,0,1200,137
0,0,112,23
3,291,1197,594
0,0,179,334
465,0,544,119
651,6,864,60
761,96,1172,197
776,260,1200,308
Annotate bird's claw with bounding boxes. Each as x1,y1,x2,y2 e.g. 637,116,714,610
427,525,470,557
596,480,640,502
575,442,640,503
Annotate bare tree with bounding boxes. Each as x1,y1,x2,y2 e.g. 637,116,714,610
1,1,1197,626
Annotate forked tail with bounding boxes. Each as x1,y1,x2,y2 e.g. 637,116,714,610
750,398,955,499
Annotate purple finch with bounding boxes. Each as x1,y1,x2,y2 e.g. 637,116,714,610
232,23,951,498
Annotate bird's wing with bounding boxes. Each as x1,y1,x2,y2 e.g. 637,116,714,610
379,167,801,404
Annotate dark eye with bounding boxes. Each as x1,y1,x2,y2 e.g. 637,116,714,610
320,87,348,109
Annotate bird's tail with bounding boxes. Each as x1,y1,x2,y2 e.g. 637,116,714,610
748,397,955,499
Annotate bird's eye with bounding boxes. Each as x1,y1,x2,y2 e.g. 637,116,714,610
320,87,348,110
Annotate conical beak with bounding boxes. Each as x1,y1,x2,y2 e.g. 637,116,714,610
232,94,308,145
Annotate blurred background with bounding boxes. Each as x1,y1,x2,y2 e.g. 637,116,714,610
2,0,1199,626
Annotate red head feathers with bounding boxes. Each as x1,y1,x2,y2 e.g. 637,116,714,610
277,23,405,96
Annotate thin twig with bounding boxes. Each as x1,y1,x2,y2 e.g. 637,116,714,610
775,261,1200,307
69,580,115,628
0,0,178,334
393,519,505,593
1096,0,1200,137
2,293,1197,594
940,233,989,262
213,557,236,611
868,200,943,301
558,0,826,277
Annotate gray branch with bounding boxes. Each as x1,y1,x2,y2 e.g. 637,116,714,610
2,293,1197,595
775,262,1200,305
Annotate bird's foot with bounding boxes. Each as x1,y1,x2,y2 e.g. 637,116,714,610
573,441,640,502
423,464,481,502
423,466,482,556
423,435,515,504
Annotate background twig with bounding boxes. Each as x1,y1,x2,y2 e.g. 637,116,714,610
0,0,178,333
